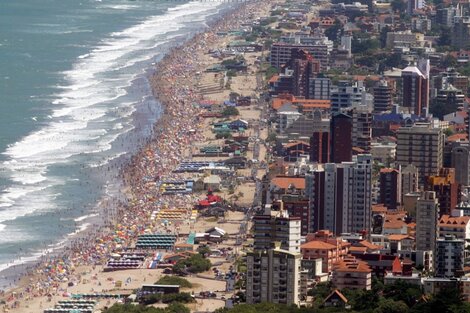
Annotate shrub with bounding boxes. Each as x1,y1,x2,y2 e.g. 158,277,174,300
173,254,211,275
156,276,192,288
142,292,194,305
222,106,239,117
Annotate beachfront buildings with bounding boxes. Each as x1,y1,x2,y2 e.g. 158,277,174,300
251,210,301,253
270,40,331,71
246,242,301,305
305,154,373,235
247,210,303,305
396,123,444,186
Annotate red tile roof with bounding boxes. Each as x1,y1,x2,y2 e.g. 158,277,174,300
271,176,305,190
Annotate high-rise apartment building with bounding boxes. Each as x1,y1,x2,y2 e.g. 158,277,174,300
270,42,330,71
435,235,466,278
415,191,440,252
308,76,331,100
373,80,393,113
379,168,401,210
246,242,301,305
436,7,456,28
427,168,460,216
305,155,373,235
290,49,320,99
351,107,372,152
330,113,352,163
401,164,419,202
407,0,424,14
401,60,430,116
247,209,303,305
330,81,372,112
435,83,465,114
252,211,301,254
452,143,470,186
396,123,444,186
310,130,330,163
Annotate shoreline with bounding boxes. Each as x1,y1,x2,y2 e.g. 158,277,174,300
0,1,268,312
0,0,236,291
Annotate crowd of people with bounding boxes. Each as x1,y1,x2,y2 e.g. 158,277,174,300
0,2,258,312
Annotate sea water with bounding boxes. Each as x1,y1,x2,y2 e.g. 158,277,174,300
0,0,226,284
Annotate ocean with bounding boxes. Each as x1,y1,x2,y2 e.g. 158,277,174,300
0,0,226,286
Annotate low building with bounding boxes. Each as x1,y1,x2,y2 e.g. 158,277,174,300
323,289,350,309
301,231,350,273
332,256,372,290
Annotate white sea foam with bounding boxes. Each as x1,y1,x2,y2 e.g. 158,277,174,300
74,213,99,222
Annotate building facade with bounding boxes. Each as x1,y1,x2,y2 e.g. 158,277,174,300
246,244,301,305
435,235,465,278
330,113,353,163
396,123,444,186
305,155,373,235
380,168,401,211
415,191,440,252
401,60,430,116
373,80,393,113
252,212,302,253
452,143,470,186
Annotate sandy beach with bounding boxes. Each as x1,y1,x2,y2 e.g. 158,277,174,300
0,1,272,312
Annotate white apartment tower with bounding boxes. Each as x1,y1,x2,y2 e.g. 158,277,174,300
306,154,373,235
246,242,301,305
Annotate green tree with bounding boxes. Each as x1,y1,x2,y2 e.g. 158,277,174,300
142,292,194,305
197,245,211,256
173,254,211,275
166,303,190,313
325,19,342,42
442,54,457,68
344,289,380,311
375,299,410,313
265,66,278,80
222,106,239,117
383,280,423,307
104,303,191,313
156,276,192,288
437,26,452,47
352,38,380,54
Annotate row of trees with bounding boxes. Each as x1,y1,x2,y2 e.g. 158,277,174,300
104,303,189,313
218,280,470,313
